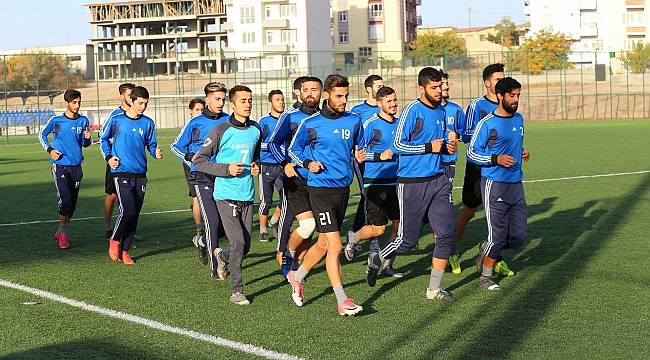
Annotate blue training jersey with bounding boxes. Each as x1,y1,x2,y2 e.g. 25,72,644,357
461,96,498,143
100,113,158,175
258,113,281,165
351,100,380,123
467,111,525,183
289,103,365,188
267,104,319,179
38,113,91,166
393,99,451,182
193,115,261,202
170,108,229,171
441,100,465,164
362,113,398,186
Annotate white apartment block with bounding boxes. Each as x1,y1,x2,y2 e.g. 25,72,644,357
526,0,648,65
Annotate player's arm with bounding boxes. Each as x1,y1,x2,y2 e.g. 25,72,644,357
170,121,193,166
251,124,263,177
99,121,114,160
82,119,92,148
193,127,230,177
145,122,160,158
287,118,311,168
353,119,367,163
393,108,442,155
259,120,269,151
267,114,290,164
467,119,495,167
37,117,54,153
462,101,479,143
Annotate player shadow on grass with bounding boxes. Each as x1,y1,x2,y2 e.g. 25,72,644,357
2,338,169,360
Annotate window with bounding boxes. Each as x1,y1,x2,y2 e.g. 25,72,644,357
265,6,272,19
281,5,296,18
242,32,256,44
265,5,279,19
580,11,597,28
266,30,279,44
242,58,260,70
369,3,383,18
339,11,348,23
359,47,372,57
282,55,298,68
339,31,348,44
369,24,384,41
625,11,645,25
241,6,255,24
281,29,297,43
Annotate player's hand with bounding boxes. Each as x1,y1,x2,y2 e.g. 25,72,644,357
522,149,530,161
448,131,458,143
308,161,324,173
379,148,393,161
251,162,260,176
430,139,444,153
155,145,163,159
84,127,91,140
354,145,367,163
229,162,244,176
50,149,62,161
496,154,515,167
284,163,298,177
108,156,120,169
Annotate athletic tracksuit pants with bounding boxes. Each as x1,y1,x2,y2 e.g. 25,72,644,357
380,174,456,260
112,176,146,253
51,164,83,218
352,160,367,232
216,200,253,294
258,164,284,216
194,182,225,273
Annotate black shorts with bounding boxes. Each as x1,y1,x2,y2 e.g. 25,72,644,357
462,162,482,208
283,176,312,215
104,164,116,195
365,185,399,226
308,186,350,233
183,164,197,198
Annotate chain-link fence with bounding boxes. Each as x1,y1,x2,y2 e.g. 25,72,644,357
0,49,647,139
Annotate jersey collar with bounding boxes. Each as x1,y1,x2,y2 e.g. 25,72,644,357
321,100,342,119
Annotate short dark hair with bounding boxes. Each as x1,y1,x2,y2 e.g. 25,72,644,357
495,77,522,96
439,69,449,79
188,98,205,110
130,86,150,101
204,82,227,96
268,89,283,102
364,75,383,90
418,67,443,86
301,76,323,88
118,83,136,95
375,86,395,101
323,74,349,92
483,63,505,81
293,76,308,90
229,85,252,102
63,89,81,103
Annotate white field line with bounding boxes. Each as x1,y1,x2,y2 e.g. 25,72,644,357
1,170,648,228
0,279,304,360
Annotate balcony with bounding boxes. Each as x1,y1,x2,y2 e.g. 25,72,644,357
223,0,233,6
263,18,290,28
626,0,645,9
263,44,289,52
627,26,646,35
580,26,598,37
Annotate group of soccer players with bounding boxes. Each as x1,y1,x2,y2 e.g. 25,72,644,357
38,62,530,315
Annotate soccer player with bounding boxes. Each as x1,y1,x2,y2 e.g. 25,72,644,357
455,63,515,277
101,83,135,240
291,76,308,109
258,89,286,242
440,70,466,274
365,67,458,303
286,74,366,316
170,82,230,272
467,77,529,290
267,77,323,275
101,86,163,265
193,85,262,306
349,75,384,249
344,86,402,277
189,98,205,117
38,89,91,249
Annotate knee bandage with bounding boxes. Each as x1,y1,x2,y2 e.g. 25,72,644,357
295,218,316,239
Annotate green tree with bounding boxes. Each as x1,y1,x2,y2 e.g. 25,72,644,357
0,50,84,91
620,43,650,73
512,29,574,74
488,17,520,46
410,31,467,64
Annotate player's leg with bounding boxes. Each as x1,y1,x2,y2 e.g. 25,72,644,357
109,177,136,263
497,184,528,278
51,164,72,249
284,178,315,268
216,201,251,305
119,177,147,264
425,175,456,302
104,164,118,240
268,168,284,237
185,165,204,243
195,184,222,272
381,187,403,277
455,162,482,249
477,179,509,290
258,165,273,242
344,185,386,260
351,160,367,233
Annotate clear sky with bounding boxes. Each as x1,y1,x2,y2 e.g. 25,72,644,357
0,0,527,50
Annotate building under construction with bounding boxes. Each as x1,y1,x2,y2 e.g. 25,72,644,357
85,0,230,80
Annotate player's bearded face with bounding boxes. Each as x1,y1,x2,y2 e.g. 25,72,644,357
326,87,349,113
380,94,398,116
441,79,450,100
422,80,442,106
301,81,322,108
501,90,521,114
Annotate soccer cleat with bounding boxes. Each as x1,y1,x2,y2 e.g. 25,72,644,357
54,232,69,250
230,292,250,306
197,245,208,266
120,251,134,265
269,221,279,239
369,238,380,253
479,276,501,290
210,271,224,281
259,232,269,242
475,241,487,273
286,270,304,307
108,239,120,261
337,298,363,316
366,252,382,287
105,230,112,242
449,254,462,274
214,248,229,280
495,260,515,277
344,234,357,261
382,266,404,278
426,288,455,302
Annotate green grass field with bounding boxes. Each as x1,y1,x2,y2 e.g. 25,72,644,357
1,119,649,359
